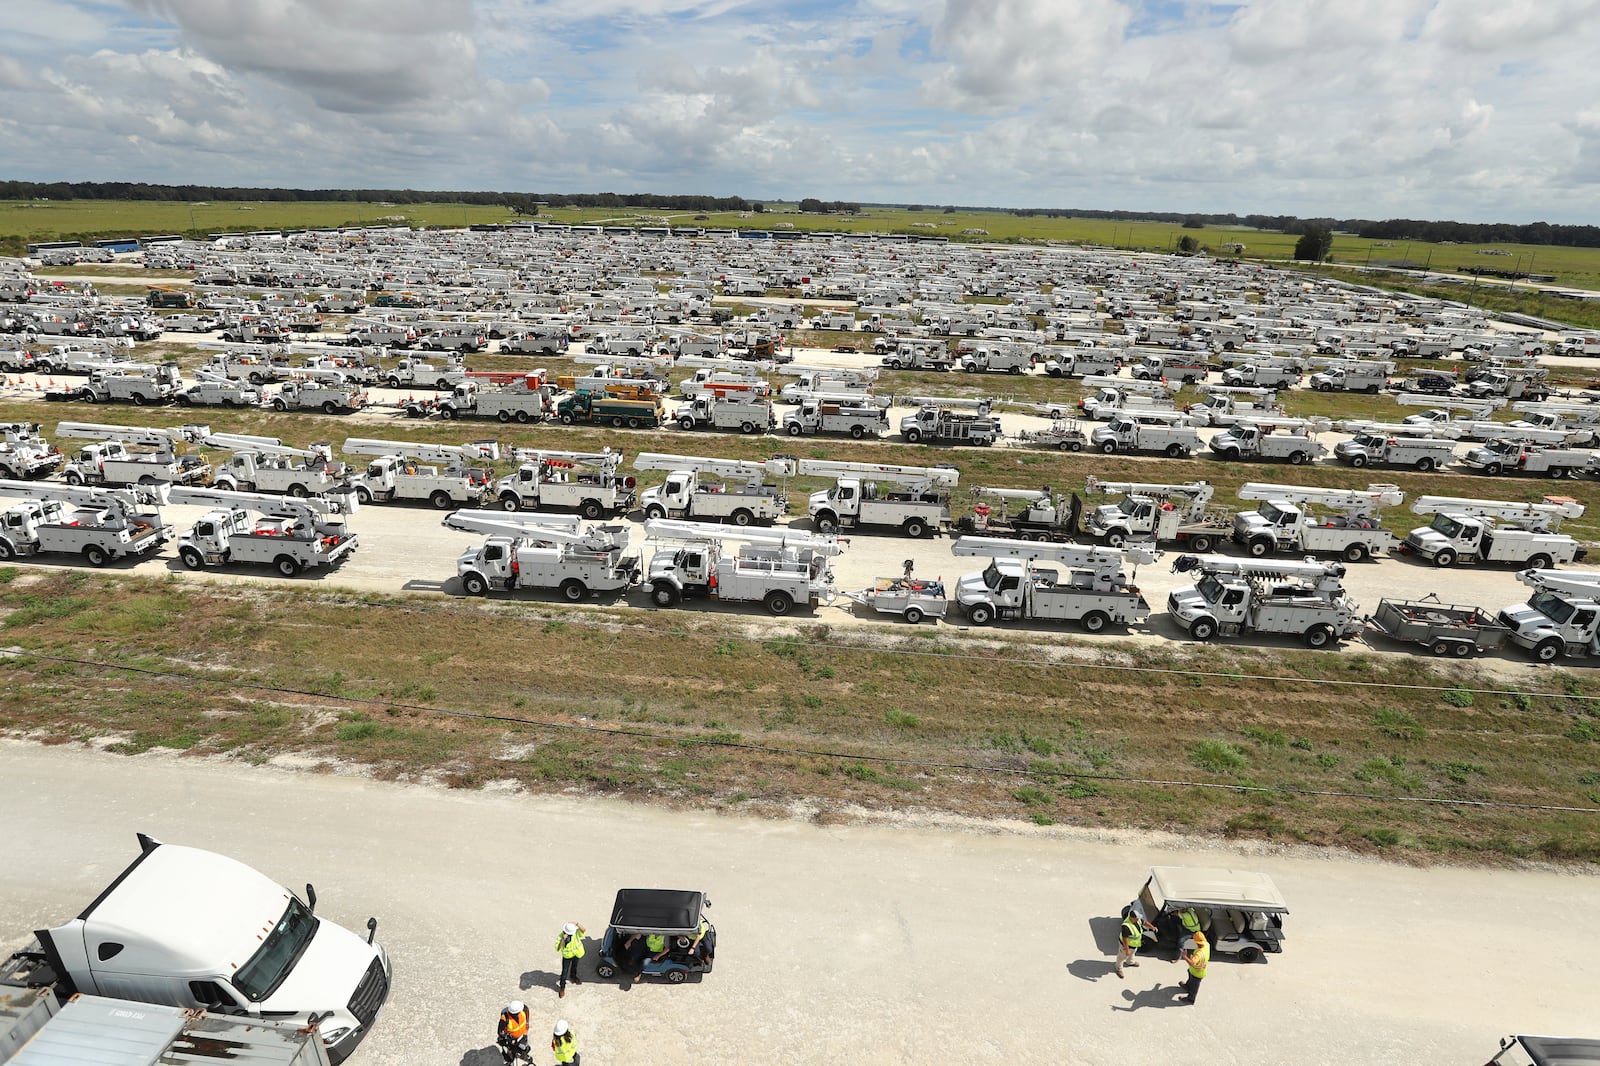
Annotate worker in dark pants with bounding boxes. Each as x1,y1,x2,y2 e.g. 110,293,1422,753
1174,931,1209,1004
554,921,586,999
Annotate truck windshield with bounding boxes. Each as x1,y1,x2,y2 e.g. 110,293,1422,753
1487,439,1516,455
1352,433,1381,448
1429,515,1466,538
1529,591,1577,624
1196,574,1225,603
1115,497,1141,516
233,896,318,1002
1256,502,1292,525
982,562,1004,590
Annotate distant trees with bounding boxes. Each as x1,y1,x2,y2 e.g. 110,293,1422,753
1176,235,1200,254
1181,216,1204,229
798,198,860,214
1294,226,1333,261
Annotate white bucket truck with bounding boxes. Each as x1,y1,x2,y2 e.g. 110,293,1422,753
0,479,172,565
798,458,958,538
1081,478,1232,552
1166,554,1361,647
495,448,636,517
57,421,212,487
643,518,841,616
203,433,355,496
1207,417,1330,464
1498,567,1600,662
167,485,358,575
1333,423,1459,472
1076,375,1177,420
342,437,498,509
1401,495,1588,569
634,453,792,526
1091,410,1201,457
951,538,1158,631
1230,482,1405,562
444,510,640,600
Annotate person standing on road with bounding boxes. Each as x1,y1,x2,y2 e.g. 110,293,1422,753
1116,912,1157,978
497,1001,532,1065
551,1019,580,1065
554,922,586,999
1173,931,1209,1004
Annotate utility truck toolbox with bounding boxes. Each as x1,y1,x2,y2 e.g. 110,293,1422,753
26,832,390,1064
594,889,715,984
1123,866,1287,963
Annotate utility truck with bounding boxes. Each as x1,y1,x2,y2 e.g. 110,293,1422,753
1166,554,1361,647
342,437,498,509
1308,361,1390,393
177,370,262,408
271,374,367,414
1091,410,1201,457
644,518,841,615
428,377,552,423
1129,352,1209,384
0,422,64,478
1042,348,1121,378
951,538,1157,631
1207,417,1330,464
673,393,777,433
444,510,640,600
1076,375,1177,420
954,486,1079,541
57,421,212,487
167,486,358,575
495,448,635,517
202,433,354,496
1219,359,1303,388
799,458,958,538
1333,425,1458,471
554,390,664,428
634,453,792,526
198,349,285,385
898,396,1001,445
1401,495,1588,568
1459,438,1593,478
383,356,465,389
1230,482,1404,562
62,362,182,405
1184,386,1282,427
782,397,890,438
1081,478,1231,552
0,479,171,565
957,344,1036,374
1499,568,1600,662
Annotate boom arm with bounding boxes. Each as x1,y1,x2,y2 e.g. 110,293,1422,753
0,478,167,515
1411,495,1585,527
1516,567,1600,594
166,485,354,518
202,433,328,461
56,422,211,447
343,438,501,463
633,452,797,479
644,517,843,556
796,458,959,488
1172,553,1345,582
1083,478,1214,507
951,536,1158,567
443,509,625,550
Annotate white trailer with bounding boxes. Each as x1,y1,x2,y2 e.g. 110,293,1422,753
798,458,958,538
1230,482,1405,562
342,437,498,509
202,433,355,496
1206,417,1330,464
644,518,841,616
1499,568,1600,662
0,479,172,566
1166,554,1361,647
167,486,358,575
495,448,635,517
633,452,792,526
950,537,1158,631
844,560,949,624
1091,410,1201,457
443,510,640,600
1401,495,1588,569
57,421,212,487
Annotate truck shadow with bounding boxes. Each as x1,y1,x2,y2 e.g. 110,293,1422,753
156,557,346,581
402,577,456,594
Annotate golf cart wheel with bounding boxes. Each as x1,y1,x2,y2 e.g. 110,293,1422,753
595,963,617,979
1239,946,1263,964
666,970,687,984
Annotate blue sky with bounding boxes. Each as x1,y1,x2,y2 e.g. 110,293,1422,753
1,0,1598,223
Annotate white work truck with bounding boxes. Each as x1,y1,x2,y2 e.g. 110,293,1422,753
644,518,841,616
492,448,635,518
168,486,358,576
198,349,285,385
271,376,367,415
1308,361,1390,393
20,832,390,1064
57,421,212,487
1229,482,1405,562
66,362,183,405
1081,478,1233,553
0,422,65,479
799,458,958,538
383,356,465,389
1183,386,1283,427
0,480,172,566
1460,438,1593,478
1167,554,1362,647
1498,568,1600,662
1042,348,1121,378
1333,426,1458,472
1076,375,1177,420
1219,361,1302,388
634,453,792,526
782,397,890,439
177,373,262,408
899,398,1001,445
429,378,552,423
445,510,640,600
343,437,498,509
951,538,1158,631
673,394,777,433
204,433,355,496
1091,410,1201,457
1207,417,1329,464
1401,495,1588,568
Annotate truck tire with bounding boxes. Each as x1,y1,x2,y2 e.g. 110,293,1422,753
1187,534,1216,553
81,391,97,404
1217,448,1241,461
499,494,522,512
559,412,575,425
462,571,490,596
1451,641,1473,658
131,392,147,406
787,422,803,436
849,425,866,439
386,376,402,388
627,417,644,429
1414,456,1435,472
679,417,696,430
179,546,205,570
1164,443,1184,458
65,470,83,486
275,555,301,577
1188,617,1217,641
904,427,924,444
322,401,339,414
645,504,667,521
248,372,265,385
283,483,307,498
273,399,289,411
1100,440,1118,454
1248,537,1273,558
1430,639,1453,657
1549,466,1571,480
903,605,924,625
0,540,12,561
1482,461,1503,475
1534,637,1563,663
1348,454,1368,468
888,358,903,369
610,416,626,428
356,485,373,505
731,509,755,527
560,579,588,602
1303,624,1334,648
1366,384,1381,394
1080,610,1109,633
581,499,603,520
740,421,756,434
903,517,928,539
430,491,453,510
1288,451,1309,466
438,406,456,420
1527,553,1554,571
83,544,108,567
967,603,994,626
1342,543,1369,563
1433,549,1456,568
651,582,681,607
1103,530,1126,548
815,513,839,535
763,589,794,616
497,410,514,423
1061,439,1083,452
1316,382,1333,393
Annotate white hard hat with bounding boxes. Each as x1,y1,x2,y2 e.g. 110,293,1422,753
553,1020,569,1036
563,922,577,936
505,1001,525,1015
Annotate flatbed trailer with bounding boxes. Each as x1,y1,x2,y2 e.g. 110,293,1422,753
1364,596,1511,657
844,568,949,624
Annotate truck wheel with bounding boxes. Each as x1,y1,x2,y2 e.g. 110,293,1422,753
83,545,109,567
787,422,803,436
272,399,288,411
1483,462,1503,475
1248,537,1273,558
1218,448,1241,461
131,392,147,406
1289,451,1308,466
1316,383,1333,393
904,428,923,444
1303,624,1334,648
1164,443,1184,458
1534,638,1563,662
679,417,696,430
356,485,373,505
763,590,794,616
81,391,97,404
645,504,666,521
651,582,681,607
494,410,513,423
1430,639,1453,657
1061,439,1083,452
610,416,626,428
1348,454,1368,468
438,406,456,420
430,491,453,510
740,421,756,434
559,412,575,425
888,358,902,369
462,572,489,596
1433,550,1456,568
1187,534,1215,553
179,546,204,569
275,555,302,577
1080,610,1109,633
1527,553,1554,571
1103,531,1126,548
815,514,839,535
322,401,339,414
967,603,993,626
1342,543,1369,563
560,579,588,602
1188,618,1217,641
1549,466,1571,480
903,606,924,625
499,494,522,512
65,470,84,486
1100,440,1118,454
0,541,12,561
849,425,866,439
626,417,642,429
386,376,402,389
1366,384,1380,394
581,499,603,520
903,518,928,539
248,372,265,385
731,509,755,527
1414,456,1435,472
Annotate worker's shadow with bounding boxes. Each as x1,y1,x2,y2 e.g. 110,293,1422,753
1110,982,1187,1012
459,1046,504,1066
517,969,560,992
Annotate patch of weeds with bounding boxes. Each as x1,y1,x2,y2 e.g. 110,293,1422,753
1023,731,1060,757
1440,687,1474,708
1352,757,1421,792
4,595,95,628
1433,761,1487,785
1224,810,1289,837
542,620,568,634
1290,736,1313,751
1567,719,1600,743
802,694,824,709
1028,813,1055,826
1360,826,1402,848
1062,779,1101,800
1373,707,1426,741
1190,739,1248,774
1012,785,1053,807
885,709,920,729
713,639,741,657
1080,745,1117,770
841,762,880,782
0,567,18,584
1315,752,1342,769
1241,725,1287,747
511,696,527,709
1577,771,1600,785
335,719,383,741
815,665,836,679
1509,692,1532,712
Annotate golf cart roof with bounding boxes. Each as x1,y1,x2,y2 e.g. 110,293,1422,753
608,888,705,935
1147,866,1289,914
1514,1036,1600,1066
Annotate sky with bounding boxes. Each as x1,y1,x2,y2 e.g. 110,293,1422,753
1,0,1599,223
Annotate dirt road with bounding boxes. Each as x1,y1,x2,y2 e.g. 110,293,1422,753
0,741,1591,1065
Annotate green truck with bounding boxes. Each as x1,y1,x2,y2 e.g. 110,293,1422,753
556,392,664,428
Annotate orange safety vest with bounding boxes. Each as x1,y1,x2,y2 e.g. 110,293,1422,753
502,1010,528,1040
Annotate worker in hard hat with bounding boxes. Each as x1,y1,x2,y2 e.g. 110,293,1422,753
554,921,587,999
497,1001,532,1065
551,1019,580,1065
1173,931,1209,1005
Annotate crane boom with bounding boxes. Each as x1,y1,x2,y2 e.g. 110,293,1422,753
1172,553,1346,581
509,447,621,471
1516,567,1600,594
951,536,1158,567
342,437,501,463
202,433,329,461
443,509,626,550
0,478,168,511
1083,478,1214,504
166,485,353,516
1238,482,1404,512
1226,415,1331,432
1078,375,1177,395
1411,495,1585,521
1194,384,1277,399
56,422,211,447
897,395,994,412
644,518,843,556
795,458,959,488
632,452,797,479
1338,420,1461,439
1396,395,1505,413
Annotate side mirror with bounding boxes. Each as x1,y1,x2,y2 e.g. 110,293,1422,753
702,895,712,909
305,883,317,913
366,917,379,945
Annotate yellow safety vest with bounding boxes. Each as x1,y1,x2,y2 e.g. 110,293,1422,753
552,1033,579,1064
1121,914,1143,948
555,930,585,959
1187,944,1210,979
646,933,666,952
1178,908,1201,933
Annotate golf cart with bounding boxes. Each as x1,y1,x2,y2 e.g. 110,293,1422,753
1123,866,1288,963
1488,1035,1600,1066
593,888,715,984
